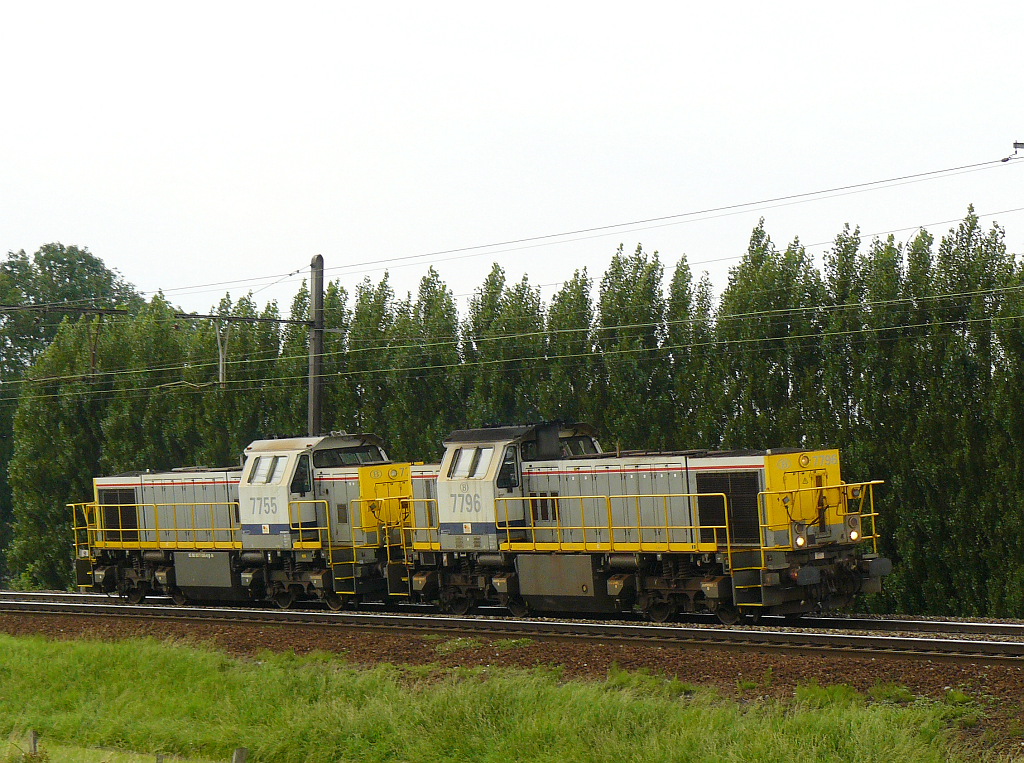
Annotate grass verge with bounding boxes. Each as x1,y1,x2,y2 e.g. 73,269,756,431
0,634,995,763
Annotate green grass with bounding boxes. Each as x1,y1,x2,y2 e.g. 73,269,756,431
493,637,533,650
433,636,482,655
2,736,218,762
0,634,991,763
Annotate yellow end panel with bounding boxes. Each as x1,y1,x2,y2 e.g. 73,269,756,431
763,450,844,529
357,464,413,529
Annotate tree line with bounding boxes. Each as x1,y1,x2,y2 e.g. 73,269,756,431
3,209,1023,617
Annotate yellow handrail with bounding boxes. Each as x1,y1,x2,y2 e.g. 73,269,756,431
493,492,732,556
741,480,883,581
403,498,441,550
68,501,241,551
285,497,427,596
754,480,883,552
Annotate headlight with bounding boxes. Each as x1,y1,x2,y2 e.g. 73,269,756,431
845,515,861,542
799,454,810,467
793,523,807,548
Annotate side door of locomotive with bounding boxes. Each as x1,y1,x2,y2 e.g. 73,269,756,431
495,443,524,529
287,453,316,541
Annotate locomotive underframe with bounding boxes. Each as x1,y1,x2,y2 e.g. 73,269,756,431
408,545,886,622
83,546,391,608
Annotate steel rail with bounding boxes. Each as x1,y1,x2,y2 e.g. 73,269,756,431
1,598,1023,661
1,591,1023,639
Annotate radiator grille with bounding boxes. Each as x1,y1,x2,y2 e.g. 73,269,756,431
98,488,139,543
695,471,761,545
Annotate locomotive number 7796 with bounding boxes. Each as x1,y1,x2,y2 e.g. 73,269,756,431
452,494,482,513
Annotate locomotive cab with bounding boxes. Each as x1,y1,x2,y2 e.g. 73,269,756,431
435,424,601,552
239,434,388,549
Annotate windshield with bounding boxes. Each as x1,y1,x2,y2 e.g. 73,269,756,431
447,446,495,479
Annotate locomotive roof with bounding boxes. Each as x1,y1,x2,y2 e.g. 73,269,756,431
442,421,815,461
244,433,385,453
555,446,808,459
444,423,598,444
106,466,242,477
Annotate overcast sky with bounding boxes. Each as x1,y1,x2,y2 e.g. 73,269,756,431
2,2,1022,316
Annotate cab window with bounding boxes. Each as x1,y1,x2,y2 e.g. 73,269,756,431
248,457,269,484
496,445,520,489
561,436,598,457
447,446,495,479
469,447,493,477
290,454,312,495
449,448,475,479
268,456,288,484
248,455,288,485
313,446,386,467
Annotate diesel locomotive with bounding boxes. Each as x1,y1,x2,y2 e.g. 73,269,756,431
72,423,890,623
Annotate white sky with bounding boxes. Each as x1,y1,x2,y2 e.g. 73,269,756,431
2,2,1022,316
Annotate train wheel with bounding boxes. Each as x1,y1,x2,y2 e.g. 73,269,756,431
450,595,473,616
324,593,345,612
170,588,188,606
648,601,676,623
716,605,741,626
274,589,295,609
507,597,529,618
126,585,146,605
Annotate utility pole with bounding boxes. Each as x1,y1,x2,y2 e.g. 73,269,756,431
214,319,232,387
307,254,324,437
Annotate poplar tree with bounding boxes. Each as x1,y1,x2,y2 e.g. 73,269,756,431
541,269,595,425
596,244,669,449
666,259,722,448
717,223,824,449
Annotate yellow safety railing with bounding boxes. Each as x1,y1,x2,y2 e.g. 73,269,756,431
404,497,441,551
68,501,241,551
288,498,347,597
755,480,883,553
287,499,331,548
722,480,885,607
285,497,420,596
493,492,732,557
72,503,94,563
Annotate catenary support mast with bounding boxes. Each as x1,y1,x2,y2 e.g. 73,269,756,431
308,254,324,436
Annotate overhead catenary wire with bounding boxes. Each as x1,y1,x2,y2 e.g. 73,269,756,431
7,198,1020,347
7,309,1023,406
6,300,1024,405
144,174,1024,305
113,155,1020,304
6,158,1018,322
3,159,1020,395
316,158,1019,276
6,276,1024,389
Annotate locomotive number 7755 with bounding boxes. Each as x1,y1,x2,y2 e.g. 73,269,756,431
250,496,279,515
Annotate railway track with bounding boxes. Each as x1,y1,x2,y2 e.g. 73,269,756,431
2,590,1022,638
1,591,1023,661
